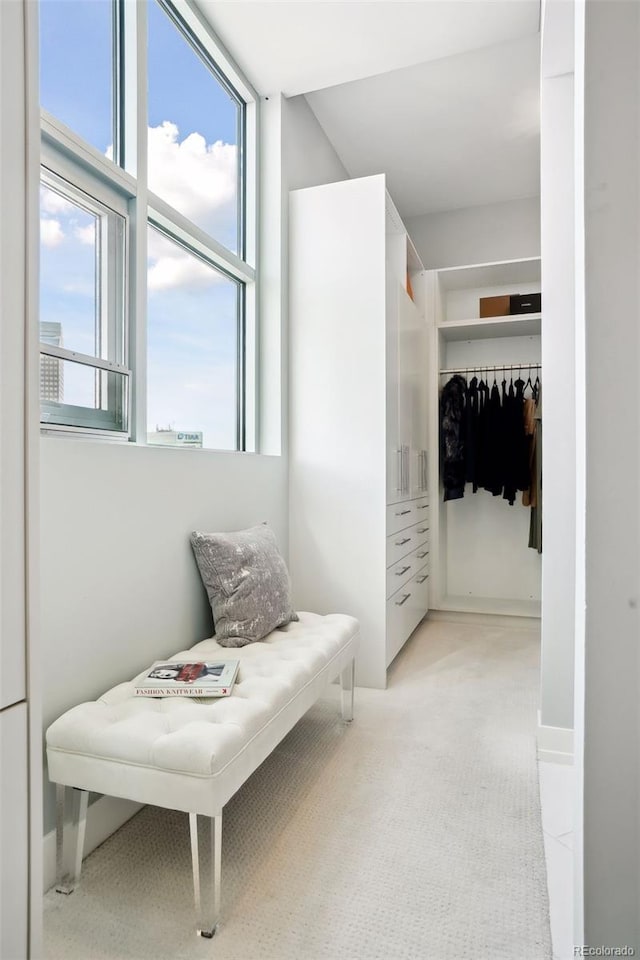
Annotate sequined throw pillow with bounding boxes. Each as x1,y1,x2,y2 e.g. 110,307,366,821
190,524,299,647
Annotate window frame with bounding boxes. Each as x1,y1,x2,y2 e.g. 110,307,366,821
146,218,247,450
38,0,259,451
39,156,131,439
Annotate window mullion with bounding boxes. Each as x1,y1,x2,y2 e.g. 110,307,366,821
148,192,255,284
41,112,136,203
39,344,130,376
124,0,148,444
113,0,125,168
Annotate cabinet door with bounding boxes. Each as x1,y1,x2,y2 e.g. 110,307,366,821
397,287,428,498
386,276,403,503
0,0,27,710
0,702,28,960
415,318,429,495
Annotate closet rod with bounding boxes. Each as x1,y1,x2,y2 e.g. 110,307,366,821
439,363,542,376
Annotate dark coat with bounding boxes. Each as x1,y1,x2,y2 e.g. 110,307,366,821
440,375,467,501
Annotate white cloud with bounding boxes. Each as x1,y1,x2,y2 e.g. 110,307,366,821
40,218,65,248
147,252,218,292
74,223,96,246
147,223,222,293
40,188,74,216
147,121,237,235
106,123,237,290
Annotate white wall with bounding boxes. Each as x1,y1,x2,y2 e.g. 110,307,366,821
572,0,586,942
539,1,576,734
582,0,640,949
260,91,347,455
283,94,348,191
40,439,287,832
405,196,540,270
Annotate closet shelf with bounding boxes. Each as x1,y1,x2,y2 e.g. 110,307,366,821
436,257,541,291
438,313,541,341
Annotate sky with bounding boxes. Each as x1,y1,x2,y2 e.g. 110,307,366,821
39,0,241,449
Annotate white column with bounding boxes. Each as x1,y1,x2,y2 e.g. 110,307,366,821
581,0,640,950
539,0,577,749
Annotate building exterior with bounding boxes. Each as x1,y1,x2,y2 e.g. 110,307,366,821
40,321,64,402
147,428,204,448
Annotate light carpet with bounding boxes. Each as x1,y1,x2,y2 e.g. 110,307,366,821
43,617,552,960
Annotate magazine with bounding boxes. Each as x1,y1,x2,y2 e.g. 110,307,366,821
134,660,240,698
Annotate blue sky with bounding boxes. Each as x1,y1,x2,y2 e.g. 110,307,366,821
39,0,241,449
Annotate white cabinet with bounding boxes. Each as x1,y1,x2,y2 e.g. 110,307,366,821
0,2,39,955
0,703,29,960
290,174,429,688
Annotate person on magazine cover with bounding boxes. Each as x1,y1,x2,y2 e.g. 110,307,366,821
148,662,225,683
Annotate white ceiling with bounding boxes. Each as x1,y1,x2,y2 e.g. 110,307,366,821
197,0,540,97
306,33,541,218
196,1,541,220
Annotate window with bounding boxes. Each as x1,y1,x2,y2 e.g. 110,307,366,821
147,1,243,254
40,0,116,157
147,228,242,450
38,0,257,447
39,170,128,434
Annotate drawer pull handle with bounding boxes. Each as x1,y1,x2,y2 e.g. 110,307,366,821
417,551,428,559
417,504,428,510
396,509,411,516
417,527,429,534
395,537,410,546
396,566,410,576
395,593,411,606
416,575,428,583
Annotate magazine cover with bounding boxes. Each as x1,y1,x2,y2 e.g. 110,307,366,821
134,660,240,698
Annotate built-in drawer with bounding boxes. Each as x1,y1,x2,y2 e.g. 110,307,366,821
385,565,429,666
411,563,430,607
413,494,429,516
386,521,429,568
386,543,430,598
386,499,417,535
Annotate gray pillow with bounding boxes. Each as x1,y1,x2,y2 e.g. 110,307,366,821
190,523,299,647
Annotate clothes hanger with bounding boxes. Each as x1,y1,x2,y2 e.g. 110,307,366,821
525,365,534,396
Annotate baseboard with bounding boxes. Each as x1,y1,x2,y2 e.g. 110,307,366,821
43,795,144,892
427,609,541,630
431,595,541,620
537,712,574,765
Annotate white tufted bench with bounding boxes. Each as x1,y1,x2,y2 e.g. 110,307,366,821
46,611,359,937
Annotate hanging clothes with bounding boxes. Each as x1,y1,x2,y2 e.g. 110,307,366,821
440,374,467,501
482,379,504,497
522,396,537,508
475,378,490,492
439,368,542,542
502,377,530,506
528,385,543,553
464,376,480,489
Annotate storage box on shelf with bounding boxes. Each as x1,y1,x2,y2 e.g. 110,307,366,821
290,175,430,689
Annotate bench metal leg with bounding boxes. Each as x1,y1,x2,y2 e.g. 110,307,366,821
189,812,222,938
340,658,355,722
55,784,89,895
